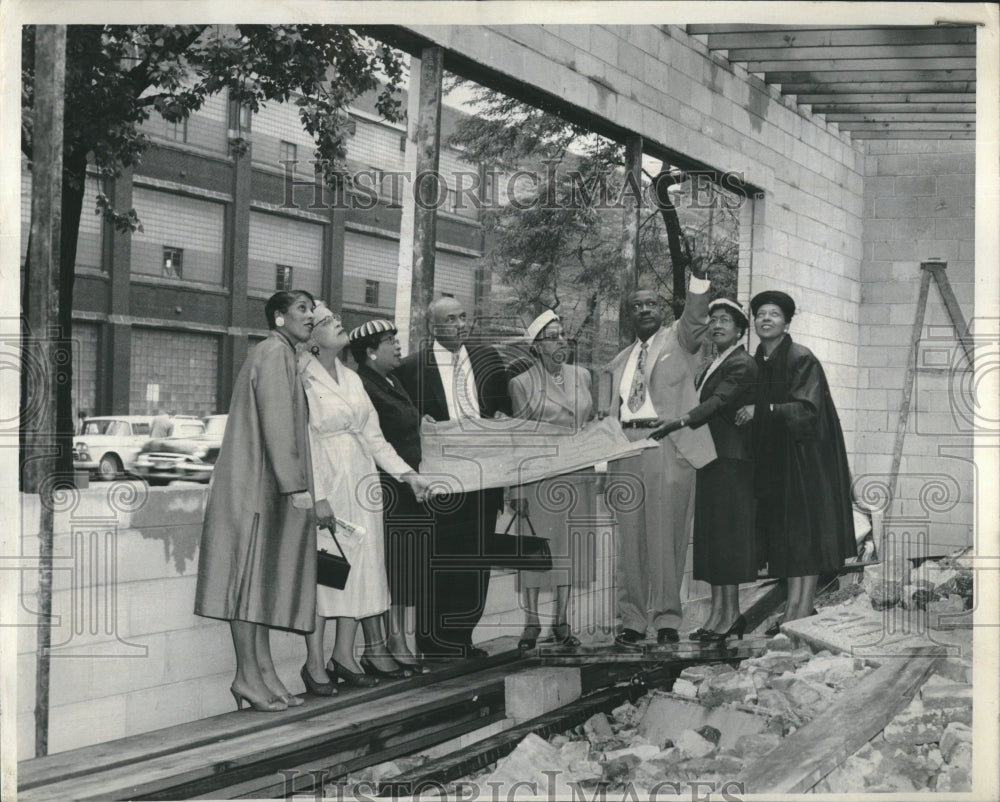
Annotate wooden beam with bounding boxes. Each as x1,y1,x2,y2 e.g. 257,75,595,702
780,81,975,94
766,70,976,84
619,135,642,349
727,44,975,62
736,649,943,794
822,113,976,122
408,45,443,350
808,102,975,113
836,121,975,131
854,130,976,139
704,26,976,49
689,24,952,35
748,57,975,73
798,93,974,104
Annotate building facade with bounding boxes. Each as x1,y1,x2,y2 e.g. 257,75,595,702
20,88,488,418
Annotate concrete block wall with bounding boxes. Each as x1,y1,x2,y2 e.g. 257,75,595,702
409,24,866,452
17,485,618,757
856,140,976,555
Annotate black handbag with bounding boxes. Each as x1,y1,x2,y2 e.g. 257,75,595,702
487,510,553,572
317,526,351,589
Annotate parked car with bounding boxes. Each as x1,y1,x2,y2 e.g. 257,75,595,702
130,414,229,484
73,416,155,479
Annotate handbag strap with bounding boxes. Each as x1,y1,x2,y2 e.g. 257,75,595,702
321,524,347,559
503,509,537,537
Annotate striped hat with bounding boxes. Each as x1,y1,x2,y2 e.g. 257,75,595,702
349,319,397,342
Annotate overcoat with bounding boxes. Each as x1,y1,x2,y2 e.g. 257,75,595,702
194,332,316,632
508,361,597,589
752,334,855,577
686,345,759,585
300,355,412,619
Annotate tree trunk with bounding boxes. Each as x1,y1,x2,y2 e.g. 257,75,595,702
651,166,690,319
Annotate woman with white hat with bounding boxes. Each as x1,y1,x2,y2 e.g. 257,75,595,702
508,310,597,650
653,298,759,643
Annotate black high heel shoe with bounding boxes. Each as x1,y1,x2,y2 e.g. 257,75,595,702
701,614,747,643
518,625,541,651
360,655,412,680
391,655,431,674
551,623,581,648
328,658,379,687
300,663,338,697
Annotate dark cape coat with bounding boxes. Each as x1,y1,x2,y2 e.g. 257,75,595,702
194,331,316,632
751,334,855,577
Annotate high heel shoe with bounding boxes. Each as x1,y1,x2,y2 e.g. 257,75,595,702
391,655,431,674
230,685,287,712
300,664,337,697
701,614,747,643
328,658,379,687
518,625,541,651
360,655,412,679
551,623,580,648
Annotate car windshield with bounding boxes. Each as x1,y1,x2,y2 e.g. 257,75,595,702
82,420,111,435
204,417,227,436
173,422,205,437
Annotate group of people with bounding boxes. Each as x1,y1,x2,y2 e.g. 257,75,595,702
193,268,855,713
609,275,854,647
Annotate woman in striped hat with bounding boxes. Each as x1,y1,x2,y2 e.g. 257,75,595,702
350,318,431,674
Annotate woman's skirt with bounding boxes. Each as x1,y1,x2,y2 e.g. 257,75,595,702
693,458,758,585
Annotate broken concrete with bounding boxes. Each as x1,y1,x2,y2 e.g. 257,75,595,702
504,667,582,724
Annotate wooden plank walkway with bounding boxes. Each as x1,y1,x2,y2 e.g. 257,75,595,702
736,647,944,794
18,637,523,801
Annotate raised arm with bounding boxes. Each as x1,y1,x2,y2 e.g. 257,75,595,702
676,275,712,354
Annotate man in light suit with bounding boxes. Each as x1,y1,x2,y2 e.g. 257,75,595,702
606,270,717,645
395,297,511,659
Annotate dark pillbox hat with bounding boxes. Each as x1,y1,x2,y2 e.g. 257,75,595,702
750,290,796,321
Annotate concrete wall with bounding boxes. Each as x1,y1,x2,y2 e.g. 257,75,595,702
408,24,866,452
16,485,615,758
856,140,976,555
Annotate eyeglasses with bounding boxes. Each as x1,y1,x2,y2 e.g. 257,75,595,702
630,300,661,312
379,335,399,346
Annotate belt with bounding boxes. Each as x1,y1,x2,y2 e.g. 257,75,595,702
620,419,660,429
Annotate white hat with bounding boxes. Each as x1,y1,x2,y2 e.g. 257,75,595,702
524,309,560,343
709,297,749,328
312,303,335,326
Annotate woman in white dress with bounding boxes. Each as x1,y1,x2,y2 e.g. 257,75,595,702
299,305,432,692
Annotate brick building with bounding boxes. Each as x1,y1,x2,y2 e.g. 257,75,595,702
19,87,488,419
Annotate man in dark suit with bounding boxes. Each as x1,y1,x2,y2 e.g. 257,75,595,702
395,297,510,658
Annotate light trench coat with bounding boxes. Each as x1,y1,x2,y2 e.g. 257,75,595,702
299,355,412,619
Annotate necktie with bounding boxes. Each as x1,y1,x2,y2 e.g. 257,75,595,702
453,349,477,419
627,342,648,412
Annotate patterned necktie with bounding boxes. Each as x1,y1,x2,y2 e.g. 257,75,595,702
627,342,648,412
453,349,476,419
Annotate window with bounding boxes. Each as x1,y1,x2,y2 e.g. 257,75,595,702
276,264,293,292
166,117,188,143
365,279,380,306
279,140,297,171
236,104,252,131
162,246,183,279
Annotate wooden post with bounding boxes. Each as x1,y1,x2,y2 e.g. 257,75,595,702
24,24,67,758
407,47,444,351
618,135,642,349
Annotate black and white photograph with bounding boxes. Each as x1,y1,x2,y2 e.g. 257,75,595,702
3,1,998,800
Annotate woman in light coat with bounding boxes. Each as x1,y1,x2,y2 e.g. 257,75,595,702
298,305,431,693
508,310,596,650
195,290,333,712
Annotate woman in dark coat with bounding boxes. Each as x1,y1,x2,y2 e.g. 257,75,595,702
734,290,855,626
351,319,432,673
195,290,335,712
658,299,759,642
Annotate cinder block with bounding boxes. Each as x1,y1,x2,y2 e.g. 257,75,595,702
873,196,917,219
919,154,974,176
895,175,937,196
876,154,921,176
505,667,582,724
